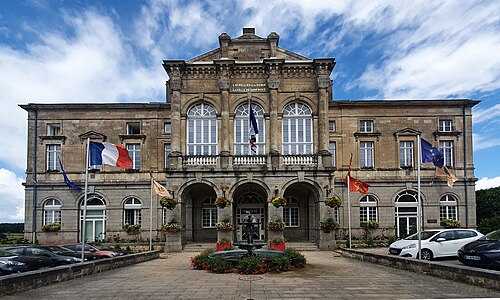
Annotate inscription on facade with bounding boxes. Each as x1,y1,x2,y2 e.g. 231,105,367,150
231,83,268,93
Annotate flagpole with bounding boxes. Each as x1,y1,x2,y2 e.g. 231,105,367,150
417,135,422,260
81,137,90,261
347,174,352,249
149,176,153,251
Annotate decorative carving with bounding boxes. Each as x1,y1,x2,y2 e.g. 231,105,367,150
267,78,280,89
317,77,331,89
169,79,182,91
218,78,231,90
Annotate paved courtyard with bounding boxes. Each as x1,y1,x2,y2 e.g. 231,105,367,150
4,251,500,300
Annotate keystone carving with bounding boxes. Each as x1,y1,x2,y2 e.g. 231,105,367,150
218,78,231,90
267,78,281,89
169,78,182,91
317,77,330,89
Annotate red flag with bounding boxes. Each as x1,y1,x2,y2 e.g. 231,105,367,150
344,153,370,194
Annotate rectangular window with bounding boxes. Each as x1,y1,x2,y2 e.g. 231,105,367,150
126,143,141,170
359,120,373,133
127,122,140,134
164,122,171,134
124,209,141,225
439,141,454,167
202,208,217,228
399,141,414,167
360,207,378,222
439,119,453,132
47,123,61,136
283,207,299,227
329,142,336,167
328,120,336,132
44,210,61,224
360,141,374,168
164,143,171,169
46,144,61,171
440,206,457,221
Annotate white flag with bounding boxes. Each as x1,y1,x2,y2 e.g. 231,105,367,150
153,179,172,198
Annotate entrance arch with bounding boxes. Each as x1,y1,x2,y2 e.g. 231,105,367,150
395,190,420,238
79,194,106,242
181,182,217,242
283,181,321,242
232,183,268,242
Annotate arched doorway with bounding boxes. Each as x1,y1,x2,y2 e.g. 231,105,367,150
232,183,268,242
395,190,419,238
79,194,106,242
181,183,218,242
283,182,320,242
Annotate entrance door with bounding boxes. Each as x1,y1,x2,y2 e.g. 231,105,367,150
397,215,417,238
81,210,106,242
235,193,265,242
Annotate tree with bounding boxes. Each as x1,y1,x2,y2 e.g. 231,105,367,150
476,186,500,233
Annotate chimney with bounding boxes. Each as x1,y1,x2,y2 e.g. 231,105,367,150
243,28,255,35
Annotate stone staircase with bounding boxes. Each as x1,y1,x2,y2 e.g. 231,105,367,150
182,242,319,252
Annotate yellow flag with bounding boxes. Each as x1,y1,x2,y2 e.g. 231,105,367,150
436,166,458,187
153,179,172,198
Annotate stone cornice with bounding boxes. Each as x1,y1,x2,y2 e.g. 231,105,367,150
330,99,480,108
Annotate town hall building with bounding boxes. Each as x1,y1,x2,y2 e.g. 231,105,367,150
21,28,478,249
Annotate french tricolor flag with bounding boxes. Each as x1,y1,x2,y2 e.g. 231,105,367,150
89,142,133,169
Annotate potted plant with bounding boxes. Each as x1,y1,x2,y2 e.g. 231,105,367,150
215,220,234,231
319,218,339,233
41,222,61,232
270,196,287,208
440,219,460,228
325,194,341,208
161,222,181,233
267,220,285,231
160,197,178,210
123,223,141,235
360,220,380,230
216,238,232,251
214,196,232,209
269,237,286,251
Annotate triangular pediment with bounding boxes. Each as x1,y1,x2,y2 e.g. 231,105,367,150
394,128,421,137
79,131,107,141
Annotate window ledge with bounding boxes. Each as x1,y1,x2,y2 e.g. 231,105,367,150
354,132,381,141
40,135,66,144
119,134,146,142
433,131,461,138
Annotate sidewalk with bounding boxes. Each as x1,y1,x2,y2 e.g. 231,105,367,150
4,250,499,299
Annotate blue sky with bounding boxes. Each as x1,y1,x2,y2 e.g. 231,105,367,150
0,0,499,222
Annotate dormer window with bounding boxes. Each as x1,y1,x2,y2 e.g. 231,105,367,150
47,124,61,136
360,120,373,133
439,119,453,132
127,122,140,135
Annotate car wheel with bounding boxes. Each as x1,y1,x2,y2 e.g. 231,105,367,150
420,249,433,260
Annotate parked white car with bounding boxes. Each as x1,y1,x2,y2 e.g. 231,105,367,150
389,229,483,260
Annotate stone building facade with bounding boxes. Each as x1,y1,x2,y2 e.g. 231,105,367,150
20,28,478,249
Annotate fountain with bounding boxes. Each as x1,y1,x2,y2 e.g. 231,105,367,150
208,214,286,262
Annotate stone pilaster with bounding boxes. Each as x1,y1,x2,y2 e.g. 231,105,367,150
219,78,231,169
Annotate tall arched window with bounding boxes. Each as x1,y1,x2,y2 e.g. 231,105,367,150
123,198,142,225
284,196,300,227
43,198,61,225
282,103,313,154
187,103,218,155
360,195,378,224
440,194,458,221
234,103,265,155
202,197,217,228
395,190,419,238
80,195,106,242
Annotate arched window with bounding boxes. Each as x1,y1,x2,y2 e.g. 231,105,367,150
187,103,217,155
43,198,61,225
80,195,106,242
360,195,378,223
284,196,300,227
395,190,420,238
440,194,458,221
282,103,313,154
202,197,217,228
124,198,142,225
234,103,265,155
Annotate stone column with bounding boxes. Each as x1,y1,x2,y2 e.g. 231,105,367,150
217,200,234,243
268,78,280,171
219,78,231,169
317,77,332,167
169,78,182,169
164,204,182,252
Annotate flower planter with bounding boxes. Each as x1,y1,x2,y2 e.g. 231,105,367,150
323,229,331,233
216,241,232,251
269,241,285,251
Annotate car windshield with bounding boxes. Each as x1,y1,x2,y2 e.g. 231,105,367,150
479,230,500,241
404,231,440,240
46,246,75,255
0,249,17,257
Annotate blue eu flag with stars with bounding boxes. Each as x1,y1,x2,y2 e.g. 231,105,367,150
421,138,444,168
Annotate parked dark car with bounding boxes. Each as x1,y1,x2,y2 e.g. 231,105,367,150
91,243,129,255
5,246,82,266
61,243,125,258
0,248,52,275
38,245,101,261
458,229,500,270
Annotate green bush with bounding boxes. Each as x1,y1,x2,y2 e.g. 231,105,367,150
206,255,235,273
478,215,500,234
285,249,306,269
387,235,397,245
235,257,267,275
41,222,61,232
361,220,379,230
268,255,291,273
123,224,141,235
191,254,212,270
440,219,460,228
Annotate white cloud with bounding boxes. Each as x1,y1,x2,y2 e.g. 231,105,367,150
473,133,500,151
0,168,25,223
474,104,500,125
476,176,500,190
